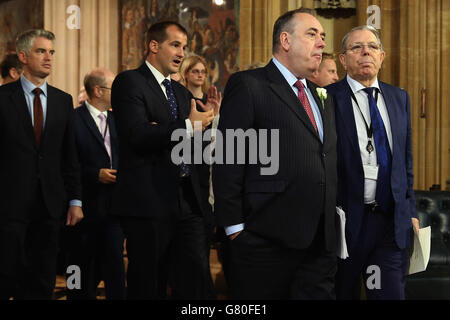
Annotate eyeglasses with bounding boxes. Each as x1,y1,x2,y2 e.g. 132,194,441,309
346,43,381,53
100,86,112,90
190,69,207,75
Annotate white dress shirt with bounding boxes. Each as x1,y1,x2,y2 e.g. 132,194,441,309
346,75,393,204
85,100,108,133
145,60,194,137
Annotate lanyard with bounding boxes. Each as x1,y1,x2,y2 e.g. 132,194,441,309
351,89,379,154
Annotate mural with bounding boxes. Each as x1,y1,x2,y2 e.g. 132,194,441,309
0,0,43,59
120,0,240,92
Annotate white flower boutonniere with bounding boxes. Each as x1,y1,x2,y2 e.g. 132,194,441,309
316,88,327,109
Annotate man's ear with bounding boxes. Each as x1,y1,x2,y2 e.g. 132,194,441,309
339,53,347,71
379,50,386,65
17,51,27,65
279,32,291,52
149,40,159,54
93,85,102,98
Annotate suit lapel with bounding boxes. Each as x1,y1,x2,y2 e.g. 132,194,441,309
379,82,398,157
307,79,327,142
11,82,37,149
265,61,320,140
334,79,360,154
107,110,119,168
41,86,58,150
79,103,105,147
137,64,172,120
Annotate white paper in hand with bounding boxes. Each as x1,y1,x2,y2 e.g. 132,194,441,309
407,226,431,275
336,207,349,259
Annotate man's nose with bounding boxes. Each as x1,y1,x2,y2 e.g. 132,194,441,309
317,37,325,49
361,44,371,55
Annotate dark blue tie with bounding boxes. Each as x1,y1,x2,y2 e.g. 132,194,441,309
162,79,190,177
162,79,179,120
363,87,392,212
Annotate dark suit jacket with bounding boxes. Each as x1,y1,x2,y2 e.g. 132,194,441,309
110,63,212,224
213,60,338,251
74,103,118,221
0,80,81,222
326,78,417,250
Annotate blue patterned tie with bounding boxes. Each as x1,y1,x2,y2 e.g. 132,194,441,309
363,87,392,212
162,79,191,177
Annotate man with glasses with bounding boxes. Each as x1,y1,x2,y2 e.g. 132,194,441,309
326,26,419,299
67,68,126,299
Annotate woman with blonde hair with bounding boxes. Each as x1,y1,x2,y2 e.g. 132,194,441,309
180,54,212,105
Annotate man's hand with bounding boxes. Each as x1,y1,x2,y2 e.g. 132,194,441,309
229,230,242,241
197,85,222,116
412,217,420,233
99,168,117,184
189,99,215,131
66,206,84,226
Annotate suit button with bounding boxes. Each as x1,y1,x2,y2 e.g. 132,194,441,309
39,154,43,160
322,153,326,158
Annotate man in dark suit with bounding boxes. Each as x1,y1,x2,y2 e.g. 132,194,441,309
213,8,338,299
111,21,218,299
0,29,83,300
66,68,125,300
326,25,419,300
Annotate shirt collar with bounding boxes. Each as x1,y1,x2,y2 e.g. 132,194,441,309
272,57,309,90
145,60,171,86
346,74,380,94
85,100,107,118
20,74,47,97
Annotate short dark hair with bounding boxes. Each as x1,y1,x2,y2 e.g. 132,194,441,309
0,53,23,78
145,21,188,56
272,7,316,54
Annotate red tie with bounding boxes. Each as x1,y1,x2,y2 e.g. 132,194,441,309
294,80,318,132
32,87,44,147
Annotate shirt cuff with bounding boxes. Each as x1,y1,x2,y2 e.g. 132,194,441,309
185,119,193,139
69,200,82,207
225,223,245,236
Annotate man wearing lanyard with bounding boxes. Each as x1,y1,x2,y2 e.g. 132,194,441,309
326,25,419,299
0,29,83,299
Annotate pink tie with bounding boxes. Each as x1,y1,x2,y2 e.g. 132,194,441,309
294,80,318,132
98,113,112,162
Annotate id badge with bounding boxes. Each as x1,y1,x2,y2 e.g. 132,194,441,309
363,164,379,180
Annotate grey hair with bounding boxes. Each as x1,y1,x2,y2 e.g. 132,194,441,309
16,29,55,56
341,25,383,54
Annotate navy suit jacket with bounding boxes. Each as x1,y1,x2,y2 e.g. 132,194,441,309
326,78,417,250
74,103,118,220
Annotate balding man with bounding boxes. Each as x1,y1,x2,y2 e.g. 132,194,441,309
66,68,125,300
308,52,339,87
